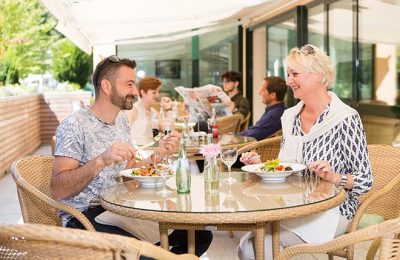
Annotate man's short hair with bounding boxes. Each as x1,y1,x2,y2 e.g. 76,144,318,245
264,76,287,102
221,71,241,83
92,55,136,96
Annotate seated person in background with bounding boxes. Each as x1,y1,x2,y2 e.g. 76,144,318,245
125,76,172,145
51,56,212,257
237,76,287,140
221,70,250,117
239,45,373,259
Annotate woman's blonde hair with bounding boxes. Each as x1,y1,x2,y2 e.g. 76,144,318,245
285,44,336,89
138,76,162,97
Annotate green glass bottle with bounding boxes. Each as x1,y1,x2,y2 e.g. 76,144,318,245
176,138,190,193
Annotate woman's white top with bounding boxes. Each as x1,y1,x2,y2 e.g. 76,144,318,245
278,91,372,243
128,100,158,146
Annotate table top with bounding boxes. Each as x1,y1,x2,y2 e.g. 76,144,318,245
100,171,346,224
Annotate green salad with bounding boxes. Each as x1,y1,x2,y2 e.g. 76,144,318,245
259,159,293,173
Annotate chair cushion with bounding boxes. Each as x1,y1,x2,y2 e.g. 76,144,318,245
358,213,385,230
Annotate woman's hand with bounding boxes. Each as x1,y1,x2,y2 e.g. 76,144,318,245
307,160,337,183
161,97,173,111
240,151,261,165
156,131,181,156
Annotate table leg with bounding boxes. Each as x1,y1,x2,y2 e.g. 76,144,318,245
159,222,169,250
188,229,196,255
255,222,266,260
271,221,280,259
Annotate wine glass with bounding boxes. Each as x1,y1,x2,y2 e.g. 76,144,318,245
221,147,238,184
155,155,173,196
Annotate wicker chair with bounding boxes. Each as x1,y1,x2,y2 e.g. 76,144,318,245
239,112,251,132
0,223,198,260
327,144,400,259
238,136,282,162
277,217,400,260
11,155,95,231
217,114,243,134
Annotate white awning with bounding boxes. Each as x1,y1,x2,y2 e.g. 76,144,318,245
40,0,279,54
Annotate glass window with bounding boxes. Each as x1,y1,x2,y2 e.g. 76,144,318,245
266,16,296,106
328,0,354,99
359,0,400,106
117,38,192,98
266,17,296,79
308,4,326,51
199,26,239,87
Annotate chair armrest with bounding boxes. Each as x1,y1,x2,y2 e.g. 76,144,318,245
348,173,400,233
278,218,400,260
17,176,95,231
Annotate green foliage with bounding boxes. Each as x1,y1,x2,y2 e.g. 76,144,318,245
0,0,59,84
52,38,93,88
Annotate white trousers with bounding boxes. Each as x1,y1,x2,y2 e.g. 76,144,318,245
238,214,349,260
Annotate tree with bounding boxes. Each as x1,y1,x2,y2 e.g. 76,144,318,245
0,0,58,85
52,38,93,88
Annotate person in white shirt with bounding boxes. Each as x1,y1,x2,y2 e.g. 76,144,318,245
125,76,172,145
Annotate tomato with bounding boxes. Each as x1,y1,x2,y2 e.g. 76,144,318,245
275,165,284,171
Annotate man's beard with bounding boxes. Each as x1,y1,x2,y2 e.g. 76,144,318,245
110,84,135,110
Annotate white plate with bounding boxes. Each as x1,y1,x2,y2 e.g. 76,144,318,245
119,168,174,187
241,163,306,183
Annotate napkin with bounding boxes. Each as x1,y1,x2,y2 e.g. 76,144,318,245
95,211,161,244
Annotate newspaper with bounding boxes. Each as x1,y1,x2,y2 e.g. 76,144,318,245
175,84,232,119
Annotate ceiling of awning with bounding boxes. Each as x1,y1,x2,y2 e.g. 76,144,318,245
40,0,283,54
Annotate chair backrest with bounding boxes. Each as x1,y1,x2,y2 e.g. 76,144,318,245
11,155,61,226
361,145,400,220
238,136,282,162
0,223,198,260
217,114,243,134
239,112,251,132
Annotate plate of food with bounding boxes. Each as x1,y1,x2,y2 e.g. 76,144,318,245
119,164,174,187
241,159,306,183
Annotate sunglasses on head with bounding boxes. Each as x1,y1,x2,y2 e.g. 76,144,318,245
298,44,315,55
94,55,125,87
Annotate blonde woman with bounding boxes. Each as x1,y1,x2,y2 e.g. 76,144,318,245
239,44,373,259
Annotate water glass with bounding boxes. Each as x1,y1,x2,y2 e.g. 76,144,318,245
221,147,238,184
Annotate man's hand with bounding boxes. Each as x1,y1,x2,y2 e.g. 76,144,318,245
228,100,236,112
100,142,136,166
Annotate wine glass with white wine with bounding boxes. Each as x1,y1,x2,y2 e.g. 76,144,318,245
221,147,238,184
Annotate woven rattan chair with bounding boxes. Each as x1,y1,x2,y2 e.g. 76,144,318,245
0,223,198,260
217,114,243,134
239,112,251,132
11,155,95,231
277,217,400,260
238,135,282,162
326,144,400,260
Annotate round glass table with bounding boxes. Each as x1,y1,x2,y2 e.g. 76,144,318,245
100,172,345,259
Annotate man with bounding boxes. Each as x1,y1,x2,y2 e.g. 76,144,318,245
238,76,287,140
51,55,212,256
221,70,250,117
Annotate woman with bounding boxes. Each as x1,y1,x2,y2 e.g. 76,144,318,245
239,44,373,259
125,76,172,145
